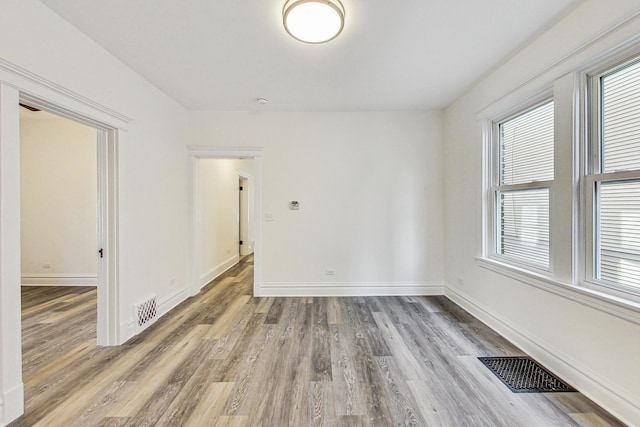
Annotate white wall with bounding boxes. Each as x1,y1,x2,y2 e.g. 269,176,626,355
443,1,640,424
189,111,445,296
0,1,190,423
0,0,190,333
198,158,255,287
20,114,97,285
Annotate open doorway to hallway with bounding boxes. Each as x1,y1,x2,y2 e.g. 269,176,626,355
196,158,255,289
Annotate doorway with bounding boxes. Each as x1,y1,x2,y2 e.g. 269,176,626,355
13,96,119,346
238,174,253,257
194,158,255,289
20,107,98,289
0,81,124,424
188,148,263,297
19,106,99,402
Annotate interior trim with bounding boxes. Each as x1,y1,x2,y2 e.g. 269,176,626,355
0,58,131,126
259,281,444,297
21,274,98,286
476,8,640,119
476,257,640,325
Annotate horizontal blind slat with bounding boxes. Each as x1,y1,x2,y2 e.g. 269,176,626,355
602,60,640,173
596,59,640,291
500,101,554,185
598,179,640,290
498,188,549,268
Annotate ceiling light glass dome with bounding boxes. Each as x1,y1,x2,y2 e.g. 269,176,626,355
283,0,345,44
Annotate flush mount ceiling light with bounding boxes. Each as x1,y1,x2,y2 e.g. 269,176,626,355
283,0,345,44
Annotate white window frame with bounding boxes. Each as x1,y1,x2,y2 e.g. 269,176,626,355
485,92,556,275
481,74,579,288
480,42,640,314
478,33,640,322
583,52,640,302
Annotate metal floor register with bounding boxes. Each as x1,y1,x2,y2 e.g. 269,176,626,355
478,356,576,393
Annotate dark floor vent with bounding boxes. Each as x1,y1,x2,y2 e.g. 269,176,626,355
478,356,576,393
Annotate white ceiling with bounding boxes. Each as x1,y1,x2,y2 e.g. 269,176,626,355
39,0,583,111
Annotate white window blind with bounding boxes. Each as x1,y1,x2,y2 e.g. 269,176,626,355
598,180,640,290
494,101,554,269
602,60,640,173
500,101,554,185
595,59,640,292
498,188,550,268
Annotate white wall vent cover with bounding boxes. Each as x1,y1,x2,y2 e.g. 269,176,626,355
134,295,157,333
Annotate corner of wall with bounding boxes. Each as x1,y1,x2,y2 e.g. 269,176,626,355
443,283,640,426
199,255,240,290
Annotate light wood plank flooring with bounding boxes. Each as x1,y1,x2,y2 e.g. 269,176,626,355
12,256,624,426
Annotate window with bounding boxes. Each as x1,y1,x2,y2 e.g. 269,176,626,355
481,46,640,309
588,58,640,295
490,100,554,270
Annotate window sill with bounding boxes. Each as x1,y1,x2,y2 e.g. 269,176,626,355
476,257,640,326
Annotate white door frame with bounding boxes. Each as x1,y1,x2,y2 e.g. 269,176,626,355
0,59,129,425
237,171,252,257
17,91,124,348
188,147,263,297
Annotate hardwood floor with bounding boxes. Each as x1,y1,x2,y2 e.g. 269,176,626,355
12,256,624,426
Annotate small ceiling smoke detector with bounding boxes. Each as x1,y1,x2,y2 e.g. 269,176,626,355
283,0,345,44
257,97,269,105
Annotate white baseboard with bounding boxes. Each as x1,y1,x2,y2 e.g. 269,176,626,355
1,382,24,426
258,281,444,297
21,273,97,286
158,287,191,317
199,255,240,289
444,285,640,426
119,319,135,344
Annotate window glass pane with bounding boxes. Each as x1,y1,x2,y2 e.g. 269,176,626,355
497,188,549,268
602,60,640,173
500,101,554,185
598,180,640,290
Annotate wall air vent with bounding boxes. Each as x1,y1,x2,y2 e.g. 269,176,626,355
134,295,157,333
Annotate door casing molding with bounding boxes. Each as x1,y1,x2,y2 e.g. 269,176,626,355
0,58,129,425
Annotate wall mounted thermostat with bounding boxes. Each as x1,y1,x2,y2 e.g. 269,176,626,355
290,201,300,210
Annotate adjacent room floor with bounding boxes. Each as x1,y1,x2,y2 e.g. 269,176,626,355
12,256,623,426
20,285,97,381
